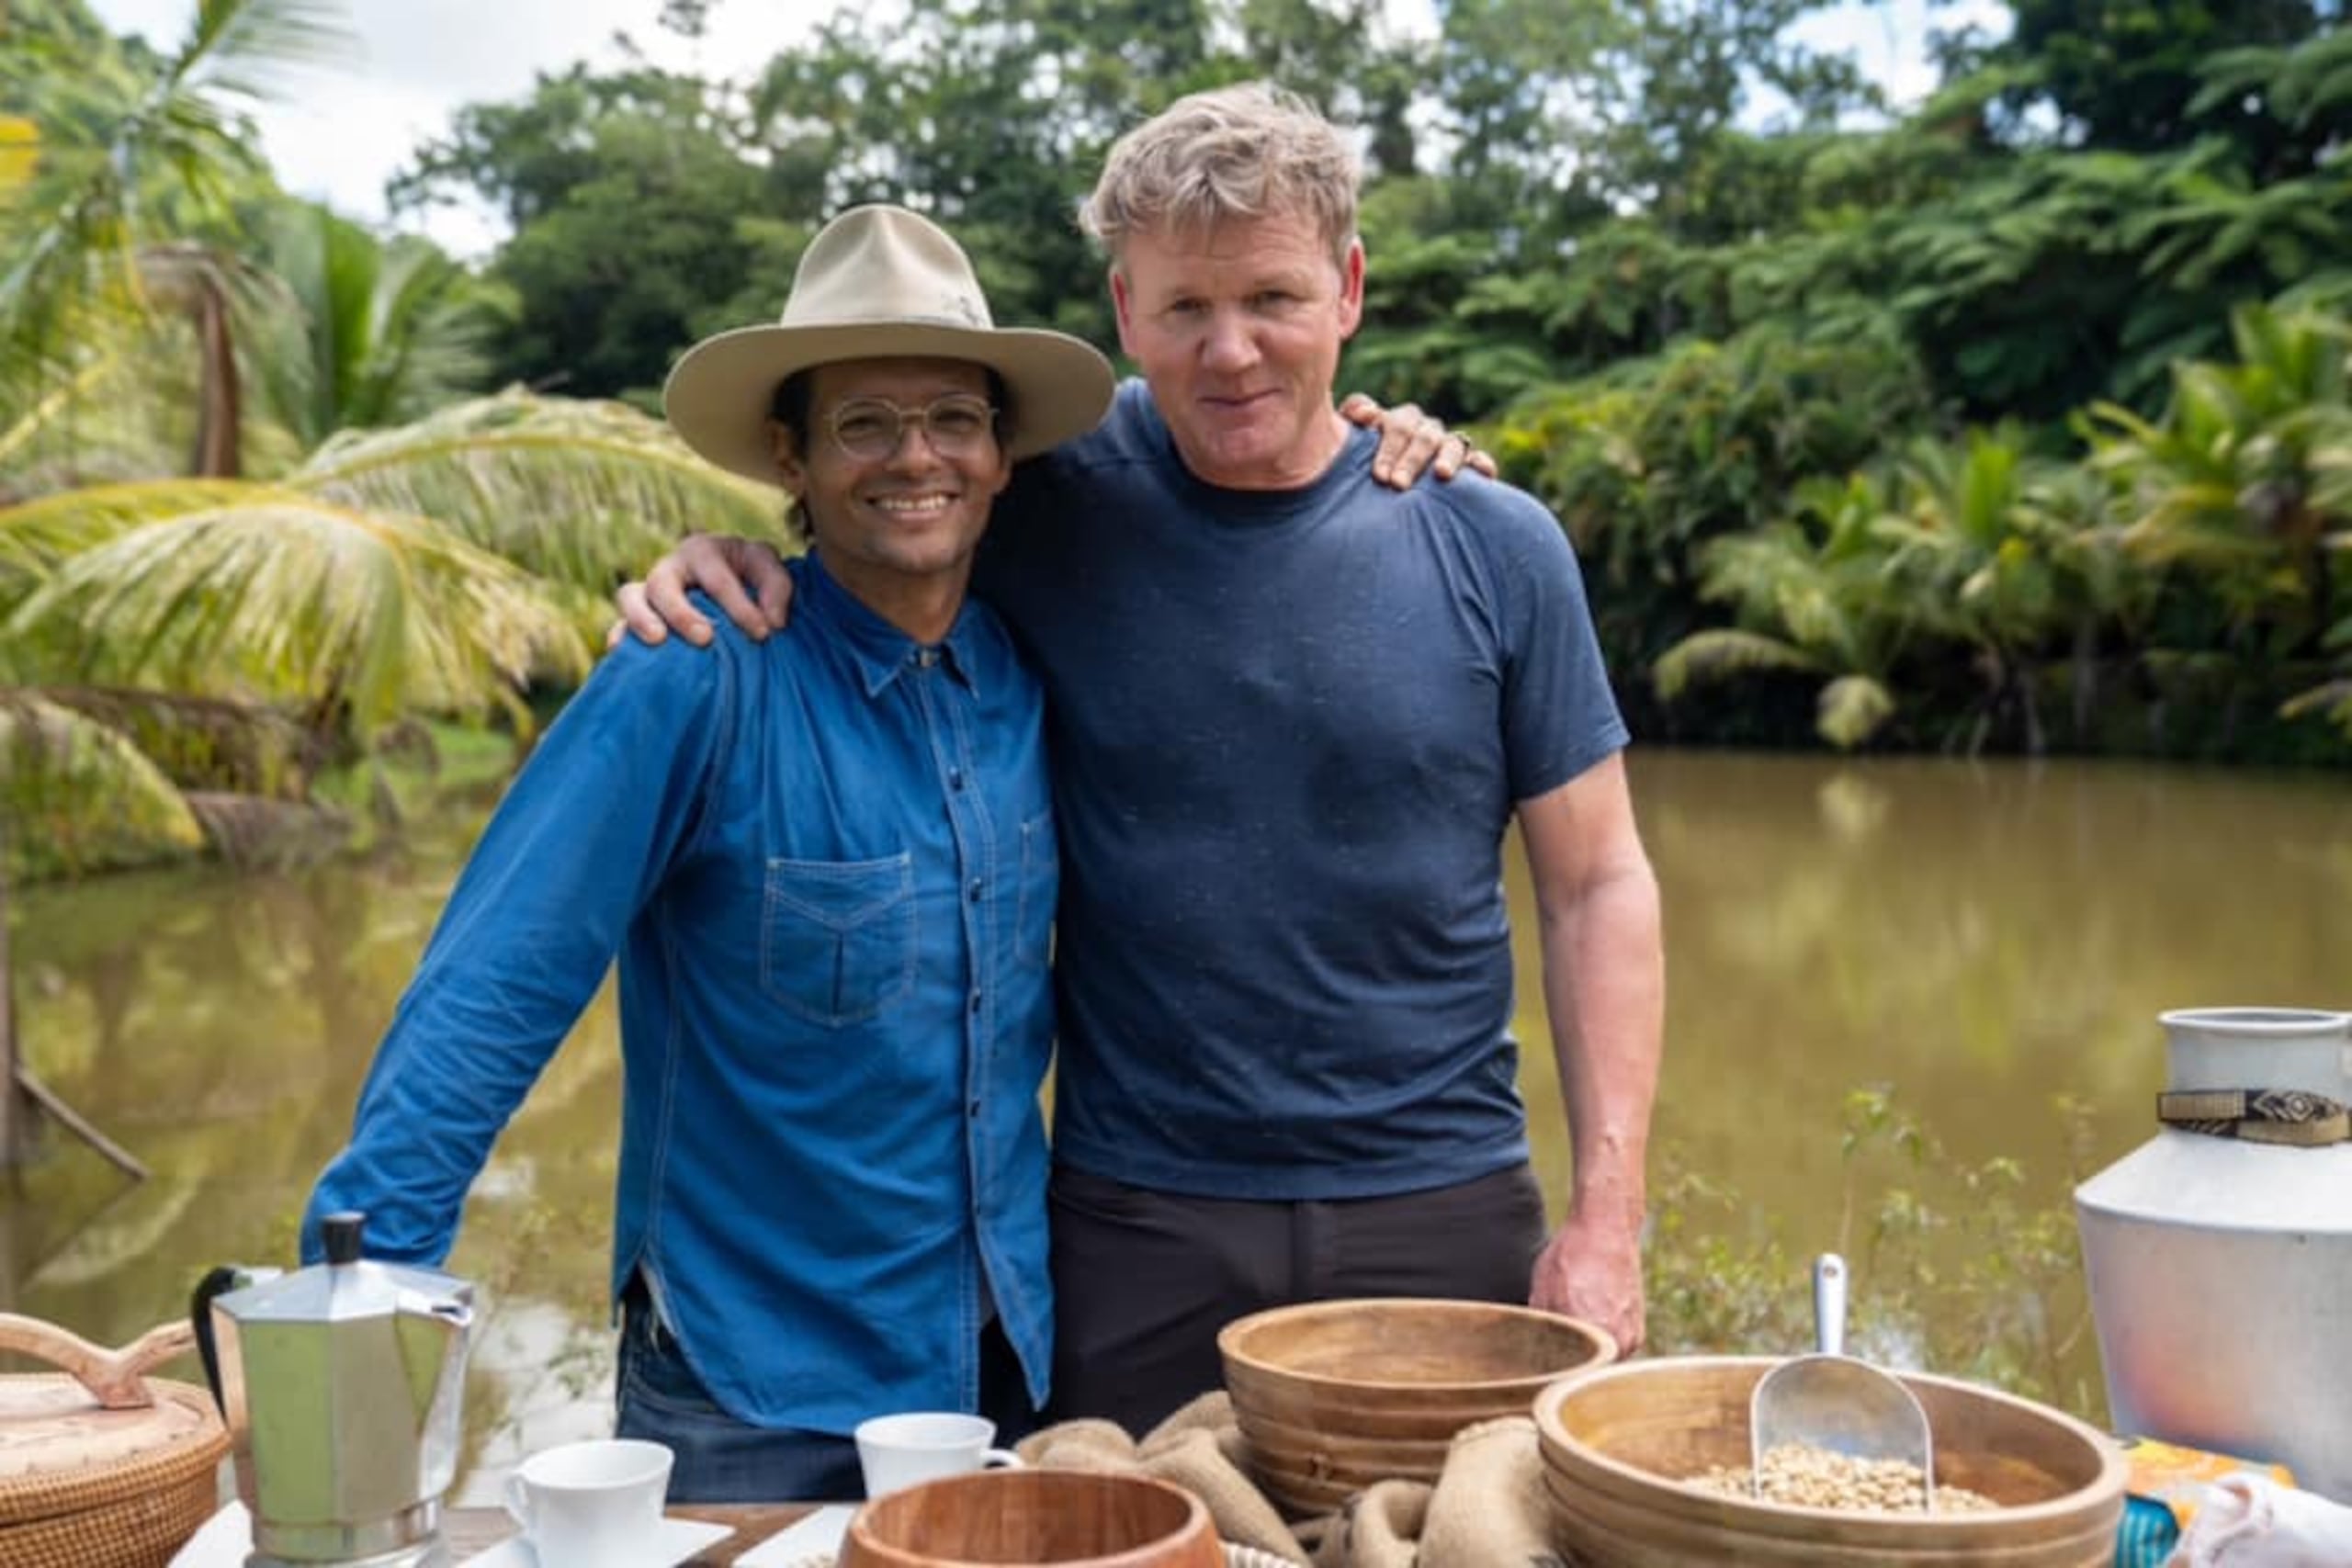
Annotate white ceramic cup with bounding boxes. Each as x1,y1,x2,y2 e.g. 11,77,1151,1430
854,1412,1024,1497
502,1438,674,1568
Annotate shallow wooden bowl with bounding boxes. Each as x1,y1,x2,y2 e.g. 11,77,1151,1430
1219,1297,1617,1513
840,1469,1224,1567
1532,1356,2128,1567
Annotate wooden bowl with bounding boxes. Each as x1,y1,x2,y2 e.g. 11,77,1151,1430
1532,1356,2128,1567
840,1469,1224,1567
1218,1297,1617,1513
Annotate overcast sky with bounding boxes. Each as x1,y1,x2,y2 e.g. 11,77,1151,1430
87,0,1998,258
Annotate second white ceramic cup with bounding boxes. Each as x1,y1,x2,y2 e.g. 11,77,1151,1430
854,1412,1023,1498
502,1437,673,1568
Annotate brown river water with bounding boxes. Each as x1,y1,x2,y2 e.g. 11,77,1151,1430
5,748,2346,1495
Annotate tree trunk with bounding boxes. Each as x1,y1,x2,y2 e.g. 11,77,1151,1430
2018,659,2047,757
189,273,242,479
1,850,18,1171
2070,615,2100,745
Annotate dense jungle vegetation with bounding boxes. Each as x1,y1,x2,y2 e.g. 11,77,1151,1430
3,0,2347,882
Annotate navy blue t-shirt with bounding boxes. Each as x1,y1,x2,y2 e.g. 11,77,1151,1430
976,381,1629,1200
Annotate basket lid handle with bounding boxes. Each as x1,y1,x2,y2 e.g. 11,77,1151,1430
0,1314,195,1410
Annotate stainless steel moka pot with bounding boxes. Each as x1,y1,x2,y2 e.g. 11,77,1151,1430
193,1211,476,1567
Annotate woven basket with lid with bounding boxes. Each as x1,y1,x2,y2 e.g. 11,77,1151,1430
0,1314,231,1568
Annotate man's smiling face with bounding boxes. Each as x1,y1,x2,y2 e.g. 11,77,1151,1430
772,356,1012,603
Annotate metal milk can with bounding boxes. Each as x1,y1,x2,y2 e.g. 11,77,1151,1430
2075,1007,2352,1502
193,1211,475,1566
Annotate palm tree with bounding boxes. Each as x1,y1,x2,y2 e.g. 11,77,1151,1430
4,5,793,878
1,390,782,875
1870,428,2084,754
1654,472,1926,750
2,0,348,475
249,200,514,451
2007,461,2154,745
2087,301,2352,737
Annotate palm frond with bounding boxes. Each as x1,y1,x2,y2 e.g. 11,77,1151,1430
251,202,508,446
0,477,232,598
1816,674,1896,750
0,353,119,479
6,484,591,736
178,0,353,107
30,682,322,795
1654,627,1821,699
2279,675,2352,738
0,689,206,879
296,389,787,600
0,0,349,401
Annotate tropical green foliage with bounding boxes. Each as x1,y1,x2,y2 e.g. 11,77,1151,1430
1635,305,2350,753
1,3,789,881
0,693,208,878
250,203,514,448
370,0,2348,771
6,0,2349,880
1497,322,1939,679
2091,305,2352,737
0,386,783,874
1650,1087,2098,1408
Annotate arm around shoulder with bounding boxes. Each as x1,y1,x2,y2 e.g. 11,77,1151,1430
616,535,795,649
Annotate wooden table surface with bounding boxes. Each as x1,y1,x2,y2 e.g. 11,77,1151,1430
446,1502,826,1564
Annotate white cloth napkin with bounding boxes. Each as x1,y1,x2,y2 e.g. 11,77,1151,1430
2169,1472,2352,1566
168,1501,253,1568
731,1503,855,1566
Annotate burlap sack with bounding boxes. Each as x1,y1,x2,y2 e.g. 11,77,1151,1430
1306,1481,1429,1568
1016,1396,1557,1567
1018,1393,1314,1564
1416,1416,1566,1568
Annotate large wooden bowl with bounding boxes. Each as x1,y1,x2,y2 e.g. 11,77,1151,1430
1218,1298,1617,1515
1532,1356,2128,1567
840,1470,1224,1567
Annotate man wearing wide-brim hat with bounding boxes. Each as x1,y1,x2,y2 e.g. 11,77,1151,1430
304,205,1114,1501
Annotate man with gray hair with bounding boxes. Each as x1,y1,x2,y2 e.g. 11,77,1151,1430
623,83,1665,1437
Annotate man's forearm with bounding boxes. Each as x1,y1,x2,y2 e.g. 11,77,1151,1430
1539,855,1664,1234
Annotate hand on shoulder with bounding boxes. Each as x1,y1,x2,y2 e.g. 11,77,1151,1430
609,535,796,651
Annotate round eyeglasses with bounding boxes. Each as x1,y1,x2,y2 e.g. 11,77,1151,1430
825,393,1001,461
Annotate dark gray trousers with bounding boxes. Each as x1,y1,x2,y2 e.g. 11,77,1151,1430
1045,1161,1549,1437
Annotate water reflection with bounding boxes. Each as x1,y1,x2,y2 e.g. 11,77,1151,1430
5,750,2346,1483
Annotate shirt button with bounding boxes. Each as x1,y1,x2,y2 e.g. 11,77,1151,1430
967,879,983,902
949,770,965,791
967,1100,982,1119
968,992,982,1015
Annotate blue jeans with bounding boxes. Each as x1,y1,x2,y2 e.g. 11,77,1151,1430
612,1280,1038,1503
614,1288,863,1503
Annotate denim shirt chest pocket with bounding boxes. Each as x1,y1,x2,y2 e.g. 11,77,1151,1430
759,852,918,1025
1014,809,1057,970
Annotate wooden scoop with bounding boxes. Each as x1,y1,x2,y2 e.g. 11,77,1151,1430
1748,1254,1936,1510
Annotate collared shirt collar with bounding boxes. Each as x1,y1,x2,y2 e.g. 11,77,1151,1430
799,549,979,698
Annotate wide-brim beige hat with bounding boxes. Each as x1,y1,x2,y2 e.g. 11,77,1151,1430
664,205,1115,482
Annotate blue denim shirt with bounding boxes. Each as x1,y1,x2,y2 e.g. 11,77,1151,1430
304,554,1057,1430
